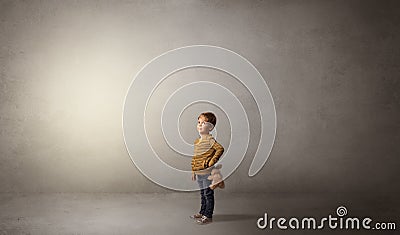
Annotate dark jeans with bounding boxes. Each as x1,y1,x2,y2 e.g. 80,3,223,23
196,173,214,218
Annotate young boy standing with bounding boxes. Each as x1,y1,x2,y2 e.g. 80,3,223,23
190,112,224,225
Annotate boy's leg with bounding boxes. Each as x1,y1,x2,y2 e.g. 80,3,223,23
197,175,206,215
199,188,206,215
204,187,214,218
203,174,214,219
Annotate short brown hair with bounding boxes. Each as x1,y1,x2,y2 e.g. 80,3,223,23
198,112,217,126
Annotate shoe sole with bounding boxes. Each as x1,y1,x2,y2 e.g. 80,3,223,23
196,220,212,225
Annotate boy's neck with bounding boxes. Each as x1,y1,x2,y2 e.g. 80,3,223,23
200,133,211,139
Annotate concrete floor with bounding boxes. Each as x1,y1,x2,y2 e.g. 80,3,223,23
0,192,398,235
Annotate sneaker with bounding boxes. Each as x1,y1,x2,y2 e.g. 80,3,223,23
189,213,203,219
196,215,212,225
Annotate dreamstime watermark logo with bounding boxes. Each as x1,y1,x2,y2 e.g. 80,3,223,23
122,45,276,191
257,206,397,231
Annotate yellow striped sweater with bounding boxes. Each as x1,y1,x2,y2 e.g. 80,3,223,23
191,134,224,175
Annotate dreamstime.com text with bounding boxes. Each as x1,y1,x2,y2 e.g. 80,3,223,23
257,206,396,231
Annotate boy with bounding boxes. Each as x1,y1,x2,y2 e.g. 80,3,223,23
190,112,224,225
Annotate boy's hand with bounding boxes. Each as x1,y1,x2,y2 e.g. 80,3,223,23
191,173,196,181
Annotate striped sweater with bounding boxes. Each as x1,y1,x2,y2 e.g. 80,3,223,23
191,134,224,175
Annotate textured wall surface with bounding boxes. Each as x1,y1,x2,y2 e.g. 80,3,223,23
0,0,399,193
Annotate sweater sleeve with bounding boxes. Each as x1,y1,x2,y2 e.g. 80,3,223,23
191,138,198,173
208,139,224,167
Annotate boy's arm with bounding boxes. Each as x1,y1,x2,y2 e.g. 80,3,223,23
191,159,196,180
208,140,224,167
191,138,198,181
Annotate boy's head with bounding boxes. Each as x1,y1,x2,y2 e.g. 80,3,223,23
197,112,216,135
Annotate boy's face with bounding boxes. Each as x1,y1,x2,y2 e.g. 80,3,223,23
197,115,214,135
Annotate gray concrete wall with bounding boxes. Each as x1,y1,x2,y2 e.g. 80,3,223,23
0,0,399,193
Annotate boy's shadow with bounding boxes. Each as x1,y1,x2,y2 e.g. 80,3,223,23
212,214,256,222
